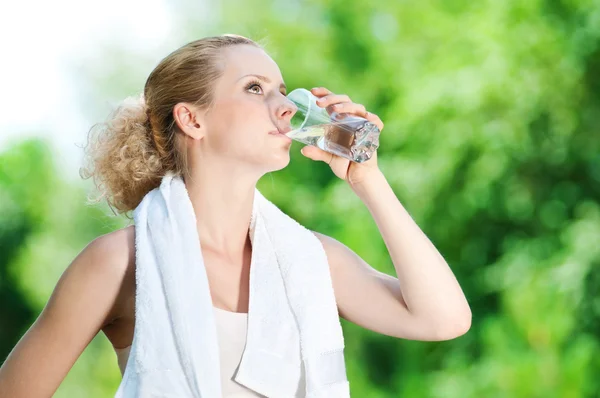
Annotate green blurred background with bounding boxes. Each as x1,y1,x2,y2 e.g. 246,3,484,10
1,0,599,397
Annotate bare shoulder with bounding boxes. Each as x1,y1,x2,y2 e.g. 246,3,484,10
91,225,136,324
43,224,136,329
311,231,353,271
91,224,135,263
35,224,136,328
0,225,136,397
89,224,135,276
312,231,335,250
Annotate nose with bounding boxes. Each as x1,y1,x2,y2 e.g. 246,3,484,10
276,96,297,122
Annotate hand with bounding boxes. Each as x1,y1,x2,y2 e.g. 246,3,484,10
299,87,384,186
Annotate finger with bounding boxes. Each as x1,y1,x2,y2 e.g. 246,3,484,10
300,145,334,164
316,94,352,108
328,102,368,118
311,87,333,96
365,111,384,131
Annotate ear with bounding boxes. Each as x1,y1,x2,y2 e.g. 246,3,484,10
173,102,205,140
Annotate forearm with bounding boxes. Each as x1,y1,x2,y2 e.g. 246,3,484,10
351,170,471,331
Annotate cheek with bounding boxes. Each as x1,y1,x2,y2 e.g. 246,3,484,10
205,99,269,151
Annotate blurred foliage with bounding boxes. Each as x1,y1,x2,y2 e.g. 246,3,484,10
2,0,600,396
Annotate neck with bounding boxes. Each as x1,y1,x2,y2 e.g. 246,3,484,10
184,161,259,257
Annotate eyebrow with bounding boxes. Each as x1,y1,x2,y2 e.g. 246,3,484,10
239,74,287,92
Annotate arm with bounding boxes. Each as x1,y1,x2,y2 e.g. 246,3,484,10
301,87,471,341
0,229,131,397
316,171,471,341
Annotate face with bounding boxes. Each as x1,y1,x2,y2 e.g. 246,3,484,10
195,45,297,173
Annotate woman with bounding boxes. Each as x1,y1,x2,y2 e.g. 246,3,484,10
0,34,471,397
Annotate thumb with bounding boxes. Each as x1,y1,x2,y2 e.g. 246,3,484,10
300,146,332,163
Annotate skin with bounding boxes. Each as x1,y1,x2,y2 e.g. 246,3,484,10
0,44,472,397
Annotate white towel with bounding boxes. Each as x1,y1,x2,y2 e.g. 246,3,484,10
114,173,350,398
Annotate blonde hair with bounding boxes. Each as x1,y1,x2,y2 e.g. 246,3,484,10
80,34,261,216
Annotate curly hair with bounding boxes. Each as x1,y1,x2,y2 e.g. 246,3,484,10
80,34,261,216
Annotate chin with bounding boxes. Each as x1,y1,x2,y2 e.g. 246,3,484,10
264,149,291,172
270,153,291,171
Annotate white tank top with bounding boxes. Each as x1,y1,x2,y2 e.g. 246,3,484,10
115,306,266,397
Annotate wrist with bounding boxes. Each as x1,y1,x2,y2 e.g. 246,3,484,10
349,168,387,198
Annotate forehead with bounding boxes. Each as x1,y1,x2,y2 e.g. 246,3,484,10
219,45,283,83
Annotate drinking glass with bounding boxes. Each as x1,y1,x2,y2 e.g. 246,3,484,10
285,88,380,163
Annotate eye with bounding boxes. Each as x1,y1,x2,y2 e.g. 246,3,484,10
245,80,263,95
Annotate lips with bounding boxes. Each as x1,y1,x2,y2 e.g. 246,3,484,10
268,126,293,143
269,126,291,136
